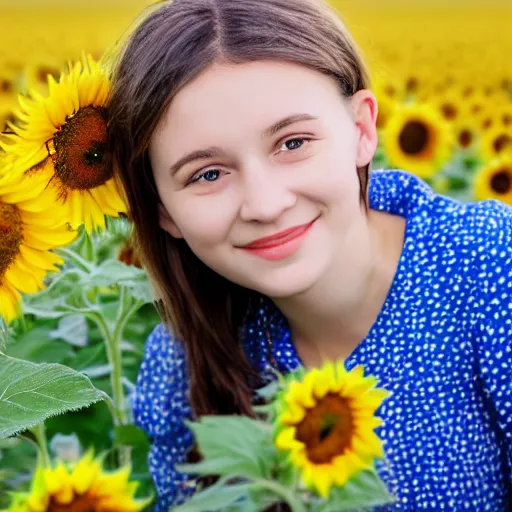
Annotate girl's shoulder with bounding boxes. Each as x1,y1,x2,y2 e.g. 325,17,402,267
428,192,512,254
132,323,193,438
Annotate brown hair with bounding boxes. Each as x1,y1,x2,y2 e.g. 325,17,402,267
107,0,370,419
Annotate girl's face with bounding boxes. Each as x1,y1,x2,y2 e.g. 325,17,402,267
149,60,378,298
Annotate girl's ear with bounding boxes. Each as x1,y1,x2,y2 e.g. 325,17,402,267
349,89,379,168
158,203,184,238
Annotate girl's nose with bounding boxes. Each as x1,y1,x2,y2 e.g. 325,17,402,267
239,164,296,223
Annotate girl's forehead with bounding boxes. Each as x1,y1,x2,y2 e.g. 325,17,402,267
162,60,345,128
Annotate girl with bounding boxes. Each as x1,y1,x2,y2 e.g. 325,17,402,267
107,0,512,510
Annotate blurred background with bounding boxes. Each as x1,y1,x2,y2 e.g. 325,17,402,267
1,0,511,201
0,0,511,506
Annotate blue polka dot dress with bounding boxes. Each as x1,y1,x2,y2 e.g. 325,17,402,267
132,169,512,511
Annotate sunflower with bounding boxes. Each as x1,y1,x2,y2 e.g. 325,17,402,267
431,90,464,124
2,451,152,512
464,90,489,119
480,125,512,162
0,75,17,133
382,102,454,179
474,156,512,204
19,58,64,96
0,54,127,232
374,88,397,130
274,361,388,498
452,117,480,151
0,163,76,323
497,104,512,128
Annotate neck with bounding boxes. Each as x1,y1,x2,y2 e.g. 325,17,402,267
272,209,406,368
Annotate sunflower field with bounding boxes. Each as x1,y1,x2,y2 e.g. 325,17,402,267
0,0,511,510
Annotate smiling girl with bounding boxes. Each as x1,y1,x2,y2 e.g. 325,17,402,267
107,0,512,510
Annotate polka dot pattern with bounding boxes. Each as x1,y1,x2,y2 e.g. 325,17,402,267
133,169,512,511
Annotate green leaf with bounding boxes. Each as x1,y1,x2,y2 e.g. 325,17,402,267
6,326,73,365
178,457,257,478
66,343,107,372
0,354,107,438
114,424,150,449
49,315,89,347
313,469,395,512
89,260,154,304
22,270,90,318
173,476,253,512
254,380,279,400
183,416,276,480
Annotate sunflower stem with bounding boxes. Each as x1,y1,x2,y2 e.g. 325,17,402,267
31,422,51,468
249,478,308,512
56,246,94,273
93,287,144,468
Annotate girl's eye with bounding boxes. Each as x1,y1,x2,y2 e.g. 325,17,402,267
189,169,221,185
202,170,220,181
278,137,310,152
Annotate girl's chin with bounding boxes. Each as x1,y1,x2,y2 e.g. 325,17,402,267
246,270,321,299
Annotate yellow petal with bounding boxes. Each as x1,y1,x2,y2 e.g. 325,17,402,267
275,427,303,453
4,261,44,294
23,225,76,250
0,283,21,323
280,401,306,425
71,452,100,494
18,245,63,271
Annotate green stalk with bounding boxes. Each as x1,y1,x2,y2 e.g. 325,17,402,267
250,478,308,512
91,287,144,467
31,422,51,468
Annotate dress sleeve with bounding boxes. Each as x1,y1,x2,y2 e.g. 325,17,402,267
471,200,512,477
132,323,197,511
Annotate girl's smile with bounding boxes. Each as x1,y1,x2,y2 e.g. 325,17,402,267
237,215,320,261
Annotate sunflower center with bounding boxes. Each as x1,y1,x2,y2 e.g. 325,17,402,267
52,106,112,190
295,393,353,464
399,121,429,156
441,104,457,120
47,492,99,512
493,134,512,154
0,79,12,94
459,129,473,148
490,169,512,195
0,202,23,279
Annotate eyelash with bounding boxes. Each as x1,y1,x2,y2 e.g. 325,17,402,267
187,136,313,185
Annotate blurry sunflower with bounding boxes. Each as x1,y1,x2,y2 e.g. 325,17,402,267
479,111,496,131
474,156,512,204
452,118,480,151
18,58,63,96
382,102,454,179
374,87,397,130
118,238,143,269
480,126,512,161
0,165,76,323
464,91,488,119
431,90,464,124
497,104,512,128
2,451,152,512
0,54,127,232
0,75,17,133
274,361,388,498
372,75,404,103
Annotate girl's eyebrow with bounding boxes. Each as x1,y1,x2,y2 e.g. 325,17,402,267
261,112,318,139
169,113,318,176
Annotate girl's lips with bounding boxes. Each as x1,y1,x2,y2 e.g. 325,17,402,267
242,218,317,249
240,217,318,261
